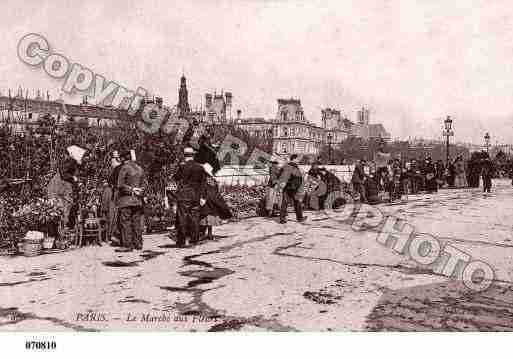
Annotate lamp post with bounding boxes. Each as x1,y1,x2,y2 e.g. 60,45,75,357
443,116,454,165
484,132,491,153
327,133,333,165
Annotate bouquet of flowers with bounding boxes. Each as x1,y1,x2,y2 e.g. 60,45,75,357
221,184,266,219
13,198,65,233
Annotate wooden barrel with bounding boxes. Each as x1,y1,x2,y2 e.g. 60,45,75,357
23,238,42,257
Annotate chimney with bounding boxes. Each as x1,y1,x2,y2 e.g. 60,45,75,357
225,92,232,122
205,93,212,108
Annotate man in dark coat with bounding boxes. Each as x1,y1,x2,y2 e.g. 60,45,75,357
279,154,307,224
117,150,146,251
173,147,208,246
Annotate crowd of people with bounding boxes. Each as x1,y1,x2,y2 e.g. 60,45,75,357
350,152,497,204
260,151,501,220
0,115,510,252
0,118,204,250
42,125,236,250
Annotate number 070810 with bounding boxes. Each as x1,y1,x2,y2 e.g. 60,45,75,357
25,341,56,350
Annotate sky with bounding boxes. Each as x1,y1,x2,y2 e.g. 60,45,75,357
2,0,513,144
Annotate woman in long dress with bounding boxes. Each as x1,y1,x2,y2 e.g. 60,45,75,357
199,163,232,241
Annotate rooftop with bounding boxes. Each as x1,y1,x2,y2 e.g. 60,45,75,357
277,98,301,105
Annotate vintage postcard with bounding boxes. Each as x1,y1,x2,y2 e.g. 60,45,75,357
1,1,513,350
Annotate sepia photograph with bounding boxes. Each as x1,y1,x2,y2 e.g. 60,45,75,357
2,0,513,356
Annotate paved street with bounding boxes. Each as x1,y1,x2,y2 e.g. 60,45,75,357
2,179,513,331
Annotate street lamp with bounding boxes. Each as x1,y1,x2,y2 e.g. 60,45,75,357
327,133,333,165
443,116,454,165
484,132,491,153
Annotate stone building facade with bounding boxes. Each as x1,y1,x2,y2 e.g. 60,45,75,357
321,107,351,146
204,92,232,123
239,99,351,156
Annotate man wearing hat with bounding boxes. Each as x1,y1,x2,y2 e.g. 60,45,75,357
117,150,147,251
173,147,208,247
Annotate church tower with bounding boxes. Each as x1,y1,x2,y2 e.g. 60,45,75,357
178,74,191,117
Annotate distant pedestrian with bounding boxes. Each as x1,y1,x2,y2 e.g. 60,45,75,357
447,158,456,188
454,156,468,188
424,157,437,193
352,159,367,203
435,160,445,188
481,156,494,193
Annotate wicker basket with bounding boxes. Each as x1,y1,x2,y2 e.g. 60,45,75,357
42,236,55,250
23,238,42,257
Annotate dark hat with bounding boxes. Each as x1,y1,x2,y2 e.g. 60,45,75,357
120,149,131,160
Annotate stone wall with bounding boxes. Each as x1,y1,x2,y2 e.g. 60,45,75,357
215,165,356,186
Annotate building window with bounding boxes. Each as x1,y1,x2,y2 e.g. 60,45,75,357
282,143,287,153
283,127,288,137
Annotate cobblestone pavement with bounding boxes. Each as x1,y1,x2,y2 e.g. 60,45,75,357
2,180,513,331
